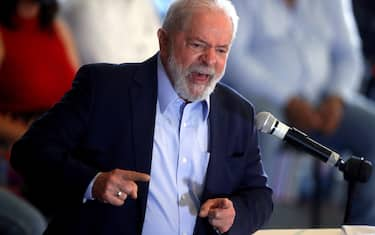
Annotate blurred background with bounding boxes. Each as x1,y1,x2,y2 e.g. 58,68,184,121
1,0,375,234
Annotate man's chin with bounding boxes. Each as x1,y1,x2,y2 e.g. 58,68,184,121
184,89,209,102
176,79,217,102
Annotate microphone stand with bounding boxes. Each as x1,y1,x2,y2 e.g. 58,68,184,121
343,180,355,224
312,160,323,228
336,156,372,225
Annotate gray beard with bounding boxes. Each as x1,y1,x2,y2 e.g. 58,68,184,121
167,55,224,102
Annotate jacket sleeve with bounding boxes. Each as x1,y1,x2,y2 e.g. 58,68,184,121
229,125,273,234
227,98,273,235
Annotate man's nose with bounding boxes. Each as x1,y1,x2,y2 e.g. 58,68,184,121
201,47,217,66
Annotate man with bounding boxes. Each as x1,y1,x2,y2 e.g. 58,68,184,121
225,0,375,225
10,0,273,234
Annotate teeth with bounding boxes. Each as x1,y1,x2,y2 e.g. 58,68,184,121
193,72,211,78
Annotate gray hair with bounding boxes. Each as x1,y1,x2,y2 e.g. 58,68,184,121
162,0,239,40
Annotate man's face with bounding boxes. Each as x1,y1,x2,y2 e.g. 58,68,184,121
159,9,233,101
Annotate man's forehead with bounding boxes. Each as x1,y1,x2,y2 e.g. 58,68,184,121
189,8,231,24
183,11,233,43
187,9,231,26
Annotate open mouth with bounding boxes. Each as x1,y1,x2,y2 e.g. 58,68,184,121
190,72,211,84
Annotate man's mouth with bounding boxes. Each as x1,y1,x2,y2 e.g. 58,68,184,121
190,72,211,84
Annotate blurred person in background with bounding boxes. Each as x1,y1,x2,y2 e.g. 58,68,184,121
153,0,174,20
59,0,161,64
0,0,79,232
0,187,47,235
224,0,375,226
0,0,79,147
352,0,375,99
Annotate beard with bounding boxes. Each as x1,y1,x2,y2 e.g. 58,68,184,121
167,53,225,102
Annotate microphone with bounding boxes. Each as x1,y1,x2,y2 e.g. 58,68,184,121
255,112,372,182
255,111,341,166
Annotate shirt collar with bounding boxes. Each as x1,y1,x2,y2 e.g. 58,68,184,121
157,56,210,121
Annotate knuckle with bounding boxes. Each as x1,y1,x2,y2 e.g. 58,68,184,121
103,183,112,193
102,194,111,203
131,182,138,192
122,186,131,194
108,173,117,182
213,211,219,218
113,201,122,206
117,200,125,206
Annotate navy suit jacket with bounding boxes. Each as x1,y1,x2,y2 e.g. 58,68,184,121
11,55,272,235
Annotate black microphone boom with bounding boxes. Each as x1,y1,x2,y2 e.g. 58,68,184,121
255,112,341,166
255,111,372,183
255,111,373,224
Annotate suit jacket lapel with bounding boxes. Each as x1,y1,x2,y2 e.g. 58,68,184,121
194,88,229,235
204,89,228,198
129,55,158,231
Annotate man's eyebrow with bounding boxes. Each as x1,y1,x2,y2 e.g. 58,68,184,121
187,37,209,45
188,37,230,48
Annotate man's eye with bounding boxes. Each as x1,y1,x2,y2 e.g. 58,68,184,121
216,48,227,54
190,43,204,49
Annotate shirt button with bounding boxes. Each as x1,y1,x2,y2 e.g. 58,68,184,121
183,122,187,127
182,157,187,164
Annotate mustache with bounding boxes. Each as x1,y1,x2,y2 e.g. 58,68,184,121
188,64,215,77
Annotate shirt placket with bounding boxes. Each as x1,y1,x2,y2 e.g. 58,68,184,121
177,102,194,235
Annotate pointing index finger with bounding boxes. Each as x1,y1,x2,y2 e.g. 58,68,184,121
199,199,216,217
121,170,150,182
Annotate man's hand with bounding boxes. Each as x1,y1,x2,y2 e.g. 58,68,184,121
318,96,343,135
199,198,235,234
92,169,150,206
285,97,323,132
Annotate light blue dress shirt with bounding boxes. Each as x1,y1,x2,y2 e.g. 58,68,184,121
141,58,210,235
225,0,363,106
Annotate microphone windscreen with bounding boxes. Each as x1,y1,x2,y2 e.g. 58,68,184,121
255,112,277,133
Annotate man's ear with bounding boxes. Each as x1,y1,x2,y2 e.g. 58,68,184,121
158,28,169,58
